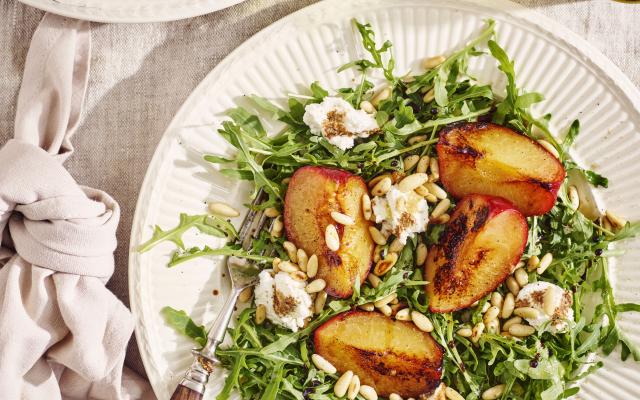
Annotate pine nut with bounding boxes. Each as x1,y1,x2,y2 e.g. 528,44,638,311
526,255,540,272
264,207,280,218
431,198,451,218
514,268,529,287
238,286,253,302
347,375,361,399
433,214,451,224
506,276,520,296
306,279,327,293
429,158,440,181
501,293,515,319
605,210,626,229
367,273,382,288
374,292,397,308
416,155,430,174
389,238,404,253
272,257,281,273
371,177,392,196
378,304,392,316
602,215,613,232
281,177,291,185
481,384,505,400
368,174,391,188
359,302,375,312
457,327,473,337
514,307,540,319
278,260,299,273
374,252,398,275
490,292,503,308
408,135,427,145
512,261,525,273
486,319,500,334
422,55,446,69
445,387,465,400
411,311,434,332
483,306,500,325
537,139,560,159
543,287,561,317
255,304,266,324
334,370,353,397
536,253,553,275
314,291,327,314
416,242,428,266
423,88,435,103
307,254,318,278
331,211,355,226
271,216,283,237
481,301,491,313
425,193,438,203
398,173,430,192
289,270,307,281
325,224,340,251
403,155,420,171
502,316,522,332
371,87,391,107
395,308,411,321
311,354,337,374
283,241,298,263
509,324,535,337
568,185,580,209
360,100,376,114
471,322,485,343
297,249,308,271
369,226,388,245
359,385,378,400
362,193,372,220
414,185,430,197
207,201,240,217
425,182,447,199
390,394,403,400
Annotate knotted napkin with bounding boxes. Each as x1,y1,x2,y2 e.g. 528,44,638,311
0,14,150,400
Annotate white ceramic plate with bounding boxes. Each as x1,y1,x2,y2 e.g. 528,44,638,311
17,0,245,23
129,0,640,398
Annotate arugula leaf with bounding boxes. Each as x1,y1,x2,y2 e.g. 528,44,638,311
160,306,207,347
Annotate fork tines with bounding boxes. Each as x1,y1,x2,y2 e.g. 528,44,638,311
237,189,271,251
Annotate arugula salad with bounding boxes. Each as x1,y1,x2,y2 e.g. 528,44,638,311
139,19,640,400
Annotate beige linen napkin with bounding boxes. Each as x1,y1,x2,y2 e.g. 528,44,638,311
0,13,152,400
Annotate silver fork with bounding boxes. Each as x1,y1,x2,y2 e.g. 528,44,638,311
170,189,271,400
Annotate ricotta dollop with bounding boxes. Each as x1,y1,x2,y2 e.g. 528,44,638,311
254,270,313,332
302,97,379,150
515,281,574,333
371,185,430,244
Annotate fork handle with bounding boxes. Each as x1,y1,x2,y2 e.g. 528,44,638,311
170,384,203,400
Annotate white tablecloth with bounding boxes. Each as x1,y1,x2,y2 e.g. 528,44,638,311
1,0,638,380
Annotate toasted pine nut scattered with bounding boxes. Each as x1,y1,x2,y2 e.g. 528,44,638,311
368,174,391,188
433,213,451,224
296,249,308,271
398,173,430,192
306,279,327,293
272,257,281,272
362,193,372,220
359,302,375,312
289,270,307,281
483,306,500,325
605,210,626,229
378,304,392,316
471,322,485,343
416,243,428,266
486,319,500,334
505,276,520,296
423,88,435,103
334,370,353,397
307,254,318,278
543,287,561,317
457,327,473,338
429,158,440,180
431,198,451,219
314,291,327,314
347,375,361,400
371,87,391,107
238,286,253,302
425,193,438,203
264,207,280,218
502,316,522,332
481,384,506,400
408,135,427,145
367,273,382,288
527,255,540,272
514,307,540,319
325,224,340,251
278,260,299,273
389,394,403,400
360,100,376,114
271,216,283,237
281,177,291,185
481,301,491,313
283,241,298,263
602,215,613,232
374,252,398,275
207,201,240,217
331,211,355,226
416,155,430,174
501,293,515,319
359,385,378,400
389,238,404,253
369,226,388,245
311,354,336,374
414,185,430,197
395,308,411,321
371,177,392,196
425,182,447,199
411,311,434,332
568,185,580,209
445,387,465,400
509,323,536,337
374,292,397,308
490,292,503,308
514,268,529,287
537,139,560,159
536,252,553,275
403,155,420,171
255,304,266,324
422,55,446,69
